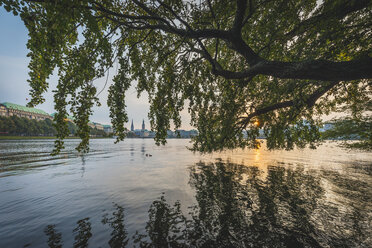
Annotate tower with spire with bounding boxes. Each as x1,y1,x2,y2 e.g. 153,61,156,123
142,119,145,131
130,119,134,132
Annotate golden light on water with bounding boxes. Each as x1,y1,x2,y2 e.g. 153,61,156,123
254,147,260,162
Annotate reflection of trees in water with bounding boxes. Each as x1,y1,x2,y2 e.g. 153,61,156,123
42,161,370,247
102,203,129,248
73,218,92,248
316,169,371,247
134,161,324,247
191,161,324,247
44,204,127,248
133,195,189,247
44,218,93,248
44,225,62,248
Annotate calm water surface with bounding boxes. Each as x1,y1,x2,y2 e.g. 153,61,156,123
0,139,371,247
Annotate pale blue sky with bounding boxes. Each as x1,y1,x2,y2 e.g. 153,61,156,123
0,8,192,129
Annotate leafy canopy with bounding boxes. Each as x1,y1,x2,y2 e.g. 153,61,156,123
1,0,371,153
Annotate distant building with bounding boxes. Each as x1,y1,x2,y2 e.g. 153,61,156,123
0,102,52,121
0,104,7,117
0,102,110,134
169,129,198,138
126,118,197,138
103,125,113,133
93,122,104,131
50,112,74,122
87,122,104,130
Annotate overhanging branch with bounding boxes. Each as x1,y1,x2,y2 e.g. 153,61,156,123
238,81,340,127
212,56,372,82
27,0,372,83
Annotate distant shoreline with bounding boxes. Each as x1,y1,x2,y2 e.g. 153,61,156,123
0,136,362,142
0,136,109,140
0,136,192,140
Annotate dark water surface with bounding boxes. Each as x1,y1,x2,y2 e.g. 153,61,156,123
0,139,371,247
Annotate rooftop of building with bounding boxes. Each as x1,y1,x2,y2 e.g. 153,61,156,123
50,112,75,120
1,102,49,116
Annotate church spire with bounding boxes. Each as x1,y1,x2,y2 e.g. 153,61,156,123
131,119,134,132
142,119,145,131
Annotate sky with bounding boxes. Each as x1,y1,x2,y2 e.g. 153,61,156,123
0,8,193,130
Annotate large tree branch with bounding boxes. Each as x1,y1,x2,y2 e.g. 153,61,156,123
256,57,372,81
239,81,340,127
212,56,372,82
232,0,248,31
92,1,372,83
27,0,372,83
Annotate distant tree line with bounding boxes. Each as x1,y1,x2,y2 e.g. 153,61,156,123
0,116,108,137
0,116,56,136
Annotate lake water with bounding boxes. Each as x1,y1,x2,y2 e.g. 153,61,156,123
0,139,371,247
